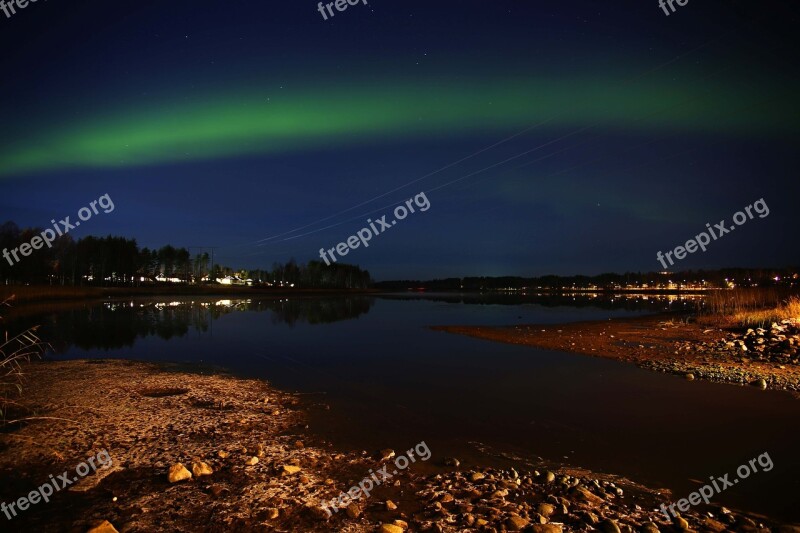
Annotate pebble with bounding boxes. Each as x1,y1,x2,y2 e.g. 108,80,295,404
167,463,192,483
282,464,302,475
380,449,396,461
470,472,485,482
505,515,529,531
191,461,213,477
86,520,119,533
346,502,362,518
598,518,621,533
535,503,555,517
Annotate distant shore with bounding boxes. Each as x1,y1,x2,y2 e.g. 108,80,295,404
433,314,800,395
0,284,378,305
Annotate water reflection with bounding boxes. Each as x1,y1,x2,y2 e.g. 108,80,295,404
10,292,700,353
12,297,375,352
382,291,703,312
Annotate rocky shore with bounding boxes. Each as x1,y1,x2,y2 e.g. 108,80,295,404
433,314,800,396
0,360,795,532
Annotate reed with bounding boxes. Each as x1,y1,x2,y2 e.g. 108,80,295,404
1,296,50,421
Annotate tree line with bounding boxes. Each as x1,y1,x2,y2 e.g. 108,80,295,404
0,221,371,289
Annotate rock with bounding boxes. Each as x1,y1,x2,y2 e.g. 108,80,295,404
444,457,461,467
282,465,302,475
294,440,305,448
208,484,229,498
536,503,556,517
393,519,409,530
217,450,229,459
736,515,757,528
544,471,556,482
531,513,547,524
469,472,485,482
304,503,331,521
380,449,396,461
266,508,279,519
685,373,695,380
346,502,362,518
440,492,454,503
598,519,622,533
640,523,659,533
569,486,605,504
87,520,119,533
168,463,192,483
702,517,727,532
379,525,404,533
192,461,213,477
529,525,563,533
245,456,259,466
578,510,599,524
385,500,398,510
506,515,530,531
672,515,690,530
753,379,767,389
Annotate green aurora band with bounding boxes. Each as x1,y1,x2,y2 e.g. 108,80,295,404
1,76,795,177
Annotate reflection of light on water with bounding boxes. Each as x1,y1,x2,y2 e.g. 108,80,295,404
213,299,251,308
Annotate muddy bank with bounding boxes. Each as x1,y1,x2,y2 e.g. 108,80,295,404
433,314,800,395
0,360,792,532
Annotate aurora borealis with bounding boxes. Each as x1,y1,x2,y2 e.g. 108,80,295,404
1,0,798,277
1,75,796,177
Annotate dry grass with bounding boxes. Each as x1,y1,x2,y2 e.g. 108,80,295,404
0,296,50,420
730,296,800,328
703,287,787,315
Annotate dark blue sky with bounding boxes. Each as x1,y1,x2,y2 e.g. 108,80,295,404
1,0,798,279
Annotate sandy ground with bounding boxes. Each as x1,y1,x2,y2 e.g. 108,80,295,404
0,359,792,532
432,314,800,395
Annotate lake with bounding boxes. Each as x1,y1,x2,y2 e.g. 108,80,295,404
8,293,800,522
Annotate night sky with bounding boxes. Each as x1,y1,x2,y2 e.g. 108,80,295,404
1,0,798,279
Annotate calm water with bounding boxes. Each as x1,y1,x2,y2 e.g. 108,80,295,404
8,294,800,522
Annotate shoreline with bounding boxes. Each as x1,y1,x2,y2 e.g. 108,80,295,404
0,359,793,531
432,313,800,396
0,285,379,305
